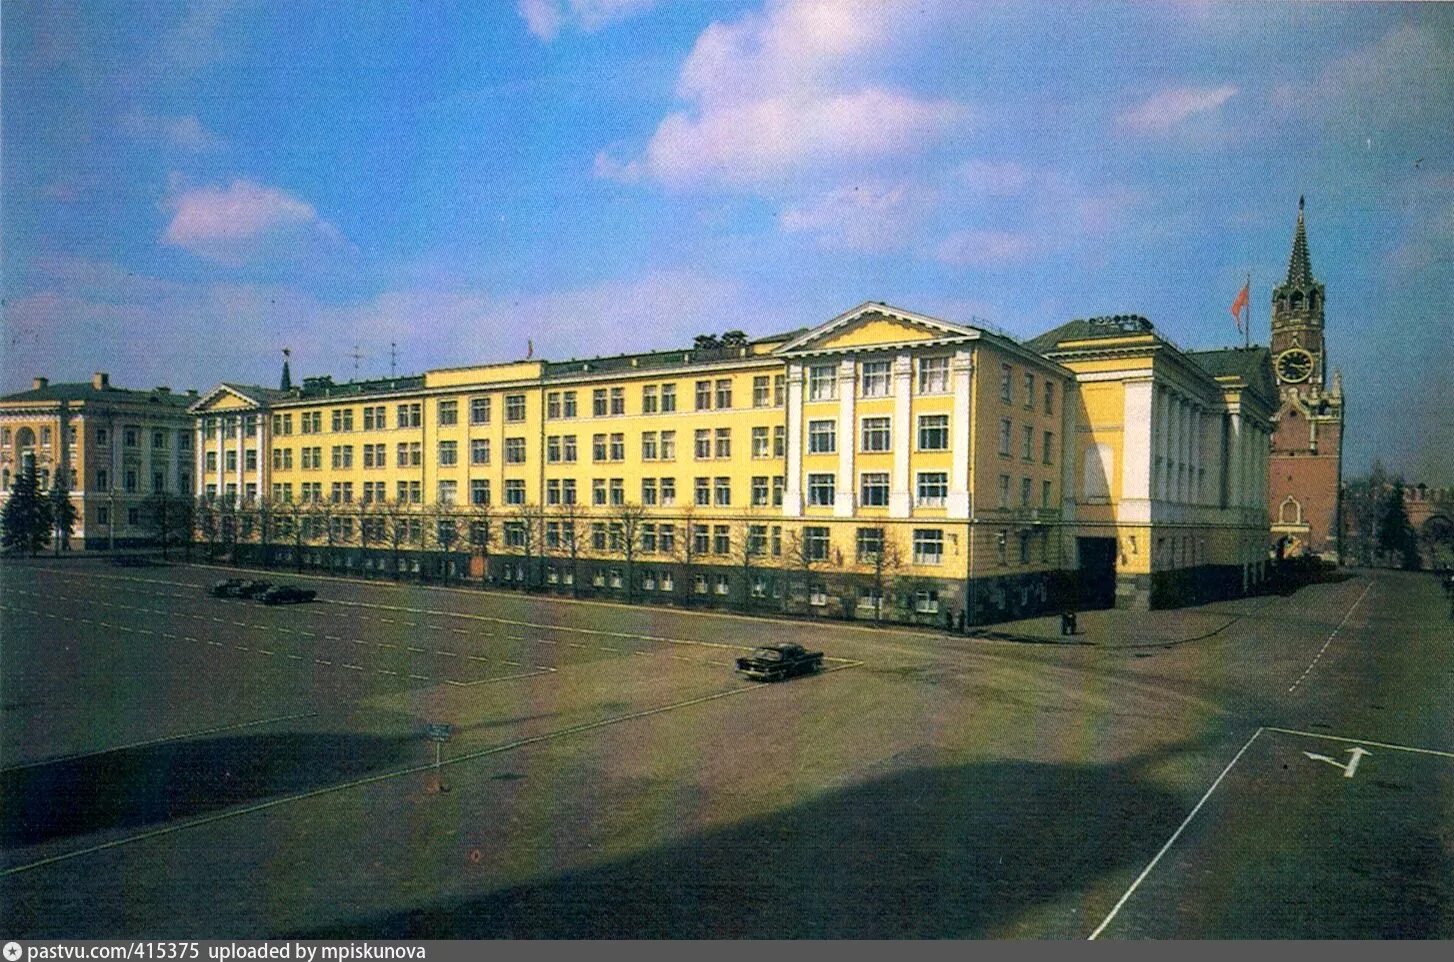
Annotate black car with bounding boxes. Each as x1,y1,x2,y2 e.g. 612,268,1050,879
209,579,271,599
260,584,317,605
735,642,824,681
209,578,245,597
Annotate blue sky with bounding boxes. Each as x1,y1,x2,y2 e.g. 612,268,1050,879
3,1,1451,480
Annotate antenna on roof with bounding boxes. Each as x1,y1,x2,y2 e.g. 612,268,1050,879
390,342,397,378
348,344,364,381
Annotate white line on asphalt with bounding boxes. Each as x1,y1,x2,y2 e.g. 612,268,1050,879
286,654,303,661
342,664,364,672
435,650,458,657
408,673,430,681
443,666,557,687
1263,727,1454,760
1288,581,1374,693
406,646,426,653
1088,727,1265,940
0,680,776,878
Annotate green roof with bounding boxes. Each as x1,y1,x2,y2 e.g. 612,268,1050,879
0,381,194,408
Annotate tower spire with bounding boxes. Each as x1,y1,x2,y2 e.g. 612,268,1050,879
280,348,292,391
1286,196,1313,287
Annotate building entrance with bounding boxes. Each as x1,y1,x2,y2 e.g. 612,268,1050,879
1076,537,1117,610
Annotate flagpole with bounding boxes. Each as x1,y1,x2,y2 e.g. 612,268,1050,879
1244,271,1251,349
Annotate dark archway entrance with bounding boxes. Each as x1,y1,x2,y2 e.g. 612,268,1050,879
1076,537,1117,610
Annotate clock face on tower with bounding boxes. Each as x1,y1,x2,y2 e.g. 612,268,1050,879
1277,348,1314,383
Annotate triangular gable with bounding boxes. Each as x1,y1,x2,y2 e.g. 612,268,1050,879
776,302,980,356
189,383,266,414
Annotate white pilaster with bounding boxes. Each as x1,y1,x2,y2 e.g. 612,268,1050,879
783,363,804,516
945,350,971,519
194,423,204,496
1121,379,1154,511
234,414,243,503
255,413,265,499
834,358,856,518
214,415,223,497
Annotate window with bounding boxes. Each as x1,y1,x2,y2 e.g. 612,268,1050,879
998,474,1011,509
563,391,578,418
1043,431,1055,465
562,479,577,504
772,476,784,507
609,478,625,506
916,472,948,507
438,441,457,466
471,439,490,465
652,430,672,461
590,390,605,419
693,573,708,595
856,527,884,562
714,427,731,459
546,436,563,463
808,420,836,454
640,431,657,461
713,574,730,595
437,480,457,505
860,360,891,397
695,476,710,507
751,476,769,507
642,478,658,505
1000,363,1013,403
361,444,381,468
504,522,526,549
362,406,383,430
1042,479,1053,509
642,385,658,414
773,425,786,458
504,437,526,464
437,400,458,426
694,429,711,460
660,383,676,413
660,477,676,506
206,451,218,471
751,426,770,458
225,451,239,472
152,430,168,449
918,415,949,451
1023,424,1035,461
752,375,770,407
610,387,625,416
807,473,835,507
505,394,526,422
396,404,420,428
124,427,140,447
847,473,883,509
246,449,260,471
915,589,940,614
748,525,768,557
918,356,950,394
809,583,828,607
640,524,657,554
470,396,491,424
659,525,675,556
94,427,108,445
715,379,732,409
693,524,709,556
97,468,109,489
546,392,563,420
504,479,526,505
561,435,577,463
1024,372,1036,409
153,471,166,492
1021,476,1032,507
808,364,836,401
593,479,607,506
860,417,891,452
774,374,786,407
999,418,1013,456
695,380,712,411
858,587,883,612
397,441,421,466
803,526,830,562
609,433,625,461
714,476,731,506
713,525,730,555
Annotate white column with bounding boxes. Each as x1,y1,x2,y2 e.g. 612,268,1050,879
1178,399,1190,504
1121,380,1153,515
1156,388,1170,502
255,414,265,498
946,350,971,519
214,415,223,497
194,423,204,496
834,358,856,518
889,353,914,518
783,363,803,516
234,415,243,503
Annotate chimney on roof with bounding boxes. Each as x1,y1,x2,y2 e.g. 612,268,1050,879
33,377,49,390
188,388,199,397
155,386,170,395
92,372,109,390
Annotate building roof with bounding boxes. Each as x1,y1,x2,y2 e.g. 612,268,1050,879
1022,315,1157,355
0,381,193,408
1185,346,1278,403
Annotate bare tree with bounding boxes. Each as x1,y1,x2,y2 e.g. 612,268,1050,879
857,526,905,623
357,498,382,577
380,497,411,580
218,497,239,559
674,502,701,606
610,501,649,603
433,505,460,585
556,499,584,597
510,503,544,590
465,497,495,584
194,495,220,561
731,510,767,611
782,526,825,613
143,491,186,560
251,496,278,569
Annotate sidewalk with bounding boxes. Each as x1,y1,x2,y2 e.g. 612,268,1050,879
968,596,1268,648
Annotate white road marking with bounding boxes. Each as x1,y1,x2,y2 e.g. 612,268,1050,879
444,666,557,687
1264,726,1454,760
1088,727,1265,940
406,646,426,653
1288,580,1373,693
1302,746,1369,778
341,664,365,672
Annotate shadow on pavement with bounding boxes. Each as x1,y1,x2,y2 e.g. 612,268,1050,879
296,750,1197,939
2,732,414,848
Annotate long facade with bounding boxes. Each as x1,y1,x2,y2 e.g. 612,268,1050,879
190,302,1274,623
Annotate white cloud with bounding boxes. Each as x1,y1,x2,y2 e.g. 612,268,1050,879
780,181,932,252
162,179,344,267
600,0,965,187
121,111,225,151
934,229,1036,268
1117,85,1237,133
958,160,1032,197
518,0,658,41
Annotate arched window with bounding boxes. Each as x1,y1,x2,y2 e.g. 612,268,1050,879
1290,291,1303,309
1278,496,1302,525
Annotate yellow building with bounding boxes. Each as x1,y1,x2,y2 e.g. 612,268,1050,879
0,373,197,548
190,303,1274,623
1028,315,1277,608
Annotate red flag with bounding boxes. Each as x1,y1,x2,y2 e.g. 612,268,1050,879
1229,281,1249,331
526,339,534,359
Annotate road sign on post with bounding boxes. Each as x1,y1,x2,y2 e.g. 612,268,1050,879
424,723,452,793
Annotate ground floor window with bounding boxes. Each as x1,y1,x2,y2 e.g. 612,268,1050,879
714,574,730,595
858,587,882,612
809,583,828,607
915,589,940,614
694,573,708,594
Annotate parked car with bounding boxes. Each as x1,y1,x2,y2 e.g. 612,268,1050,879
734,642,824,681
209,579,271,598
260,584,317,605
